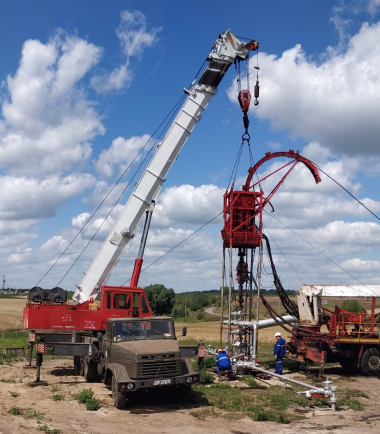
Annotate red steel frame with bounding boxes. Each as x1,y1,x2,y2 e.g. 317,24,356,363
221,190,263,248
289,297,380,366
221,150,321,249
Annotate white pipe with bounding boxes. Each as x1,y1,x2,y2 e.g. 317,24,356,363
235,362,337,410
223,315,298,330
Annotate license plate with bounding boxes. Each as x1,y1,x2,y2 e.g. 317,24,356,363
153,379,172,386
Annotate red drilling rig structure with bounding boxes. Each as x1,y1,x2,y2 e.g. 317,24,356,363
219,150,321,358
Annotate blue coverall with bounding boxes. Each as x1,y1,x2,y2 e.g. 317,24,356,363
216,350,232,374
273,337,286,374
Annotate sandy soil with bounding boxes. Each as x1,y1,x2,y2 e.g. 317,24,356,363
2,299,380,434
1,359,380,434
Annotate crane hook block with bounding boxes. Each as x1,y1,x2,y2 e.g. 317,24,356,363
254,80,259,106
238,90,251,113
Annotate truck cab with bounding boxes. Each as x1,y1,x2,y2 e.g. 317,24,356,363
102,317,199,408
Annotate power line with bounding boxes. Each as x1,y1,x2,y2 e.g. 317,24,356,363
36,94,186,288
121,211,223,285
263,223,304,284
264,210,378,294
314,163,380,222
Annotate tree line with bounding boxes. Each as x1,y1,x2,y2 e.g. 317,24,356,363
143,284,295,317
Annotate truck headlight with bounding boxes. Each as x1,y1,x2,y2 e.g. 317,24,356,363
186,377,193,383
127,383,135,390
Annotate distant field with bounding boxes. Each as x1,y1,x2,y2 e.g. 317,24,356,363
1,295,372,344
174,321,290,344
0,298,289,345
0,297,25,330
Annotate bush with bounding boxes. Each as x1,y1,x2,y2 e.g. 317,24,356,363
196,311,205,321
38,425,60,434
74,389,101,411
348,399,364,411
203,357,216,369
8,406,21,415
172,304,187,318
201,371,214,384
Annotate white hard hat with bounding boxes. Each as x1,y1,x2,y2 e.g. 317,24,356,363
275,332,281,337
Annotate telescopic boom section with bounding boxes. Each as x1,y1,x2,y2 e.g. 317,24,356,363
73,30,258,304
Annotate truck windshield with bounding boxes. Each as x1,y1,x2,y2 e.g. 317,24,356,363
113,320,174,342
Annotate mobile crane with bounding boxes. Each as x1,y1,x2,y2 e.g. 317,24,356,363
22,30,259,407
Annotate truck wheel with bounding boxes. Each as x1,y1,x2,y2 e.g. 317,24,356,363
360,347,380,375
85,360,98,382
74,356,84,376
112,375,127,409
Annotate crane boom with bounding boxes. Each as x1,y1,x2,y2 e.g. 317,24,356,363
73,30,258,304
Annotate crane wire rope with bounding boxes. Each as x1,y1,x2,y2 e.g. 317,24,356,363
262,223,304,284
313,162,380,222
263,209,379,296
225,142,245,192
55,96,187,287
121,210,223,285
37,57,216,288
35,94,186,288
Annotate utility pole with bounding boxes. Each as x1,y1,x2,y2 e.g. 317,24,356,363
2,275,4,291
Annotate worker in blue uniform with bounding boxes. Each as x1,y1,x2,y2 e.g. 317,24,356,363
216,349,232,379
274,332,286,375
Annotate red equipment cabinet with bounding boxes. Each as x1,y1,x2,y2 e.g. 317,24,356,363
23,286,152,331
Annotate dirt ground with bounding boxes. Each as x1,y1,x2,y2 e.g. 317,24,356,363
1,359,380,434
2,299,380,434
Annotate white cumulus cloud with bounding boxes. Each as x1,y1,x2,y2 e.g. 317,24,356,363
228,21,380,157
91,10,160,93
94,134,151,177
0,31,104,177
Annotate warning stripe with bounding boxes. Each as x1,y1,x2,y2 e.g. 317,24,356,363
36,343,45,354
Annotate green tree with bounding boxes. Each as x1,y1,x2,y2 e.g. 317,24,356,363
172,303,187,318
342,300,362,314
144,284,175,316
189,292,209,311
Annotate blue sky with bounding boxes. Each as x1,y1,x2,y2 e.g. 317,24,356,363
1,0,380,295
